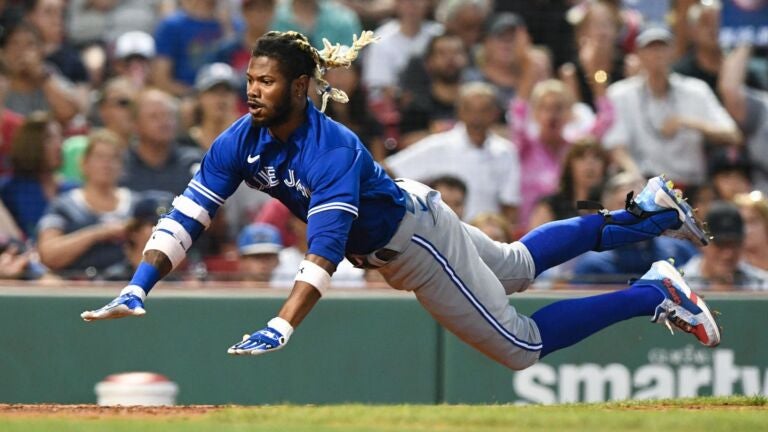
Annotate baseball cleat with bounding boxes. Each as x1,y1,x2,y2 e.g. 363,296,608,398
639,260,721,347
81,285,147,321
629,175,710,246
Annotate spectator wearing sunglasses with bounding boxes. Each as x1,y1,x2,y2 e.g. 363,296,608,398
58,77,136,183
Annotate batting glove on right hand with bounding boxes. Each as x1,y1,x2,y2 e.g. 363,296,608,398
81,285,147,321
227,317,294,356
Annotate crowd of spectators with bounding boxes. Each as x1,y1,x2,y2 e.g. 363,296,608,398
1,0,767,291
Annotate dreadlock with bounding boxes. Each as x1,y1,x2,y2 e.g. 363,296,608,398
251,30,378,112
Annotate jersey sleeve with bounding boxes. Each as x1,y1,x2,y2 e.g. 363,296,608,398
304,147,362,265
164,135,244,242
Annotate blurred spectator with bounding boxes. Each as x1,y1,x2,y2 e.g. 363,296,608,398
322,47,386,161
561,0,628,110
708,146,752,201
36,129,135,277
0,200,49,280
527,139,608,231
511,68,613,227
214,0,276,76
496,0,575,68
398,33,468,146
0,21,80,124
603,26,740,188
24,0,89,85
427,175,466,219
102,190,174,280
470,212,510,243
262,200,364,287
0,0,23,32
67,0,161,47
0,112,72,239
338,0,394,30
386,82,520,225
463,12,534,109
112,31,156,90
362,0,441,100
0,60,24,177
681,200,768,291
272,0,361,50
734,191,768,272
719,45,768,192
121,89,202,195
434,0,491,52
571,172,698,284
179,63,241,151
59,77,135,183
237,222,283,282
673,1,766,96
151,0,239,96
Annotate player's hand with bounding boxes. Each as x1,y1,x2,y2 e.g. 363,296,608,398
227,317,294,356
81,285,146,321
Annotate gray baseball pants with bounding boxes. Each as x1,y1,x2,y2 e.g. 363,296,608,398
376,180,542,370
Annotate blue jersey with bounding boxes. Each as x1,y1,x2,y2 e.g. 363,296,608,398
169,102,407,265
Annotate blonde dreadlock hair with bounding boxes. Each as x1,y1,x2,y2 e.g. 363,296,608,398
251,31,378,112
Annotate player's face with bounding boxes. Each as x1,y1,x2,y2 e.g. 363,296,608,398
246,56,293,128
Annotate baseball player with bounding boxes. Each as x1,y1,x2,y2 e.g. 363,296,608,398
81,31,720,371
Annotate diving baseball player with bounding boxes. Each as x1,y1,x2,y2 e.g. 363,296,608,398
81,31,720,371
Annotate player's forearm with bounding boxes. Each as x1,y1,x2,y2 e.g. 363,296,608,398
681,118,742,146
277,253,335,327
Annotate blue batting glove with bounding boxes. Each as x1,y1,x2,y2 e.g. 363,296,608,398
81,285,147,321
228,317,294,356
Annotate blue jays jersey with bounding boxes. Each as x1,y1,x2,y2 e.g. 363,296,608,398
167,102,407,265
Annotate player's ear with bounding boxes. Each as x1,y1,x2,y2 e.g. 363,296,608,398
293,74,310,98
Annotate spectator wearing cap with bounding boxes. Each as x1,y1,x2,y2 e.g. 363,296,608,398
151,0,242,96
179,63,243,151
463,12,544,109
120,88,202,196
734,191,768,272
58,77,135,183
708,147,752,201
362,0,442,102
214,0,276,77
719,45,768,193
0,22,80,124
237,222,283,282
681,201,768,291
37,129,137,277
570,172,698,284
603,25,741,188
102,190,175,281
272,0,361,54
112,31,156,90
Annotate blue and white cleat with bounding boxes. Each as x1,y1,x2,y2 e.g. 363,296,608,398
638,260,721,347
629,175,710,246
81,285,147,321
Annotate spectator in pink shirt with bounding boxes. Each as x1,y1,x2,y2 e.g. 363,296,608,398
509,49,614,227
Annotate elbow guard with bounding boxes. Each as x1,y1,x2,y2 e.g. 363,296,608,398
143,218,194,269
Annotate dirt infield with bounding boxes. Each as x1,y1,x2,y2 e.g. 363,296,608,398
0,404,219,418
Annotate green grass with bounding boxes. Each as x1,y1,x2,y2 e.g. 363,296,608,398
1,397,767,432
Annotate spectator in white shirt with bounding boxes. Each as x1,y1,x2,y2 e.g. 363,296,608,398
385,82,521,227
603,26,740,187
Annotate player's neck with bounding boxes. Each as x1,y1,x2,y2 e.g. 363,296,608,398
268,106,307,143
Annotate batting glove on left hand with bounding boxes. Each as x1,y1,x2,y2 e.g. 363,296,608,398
227,317,294,356
81,285,146,321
